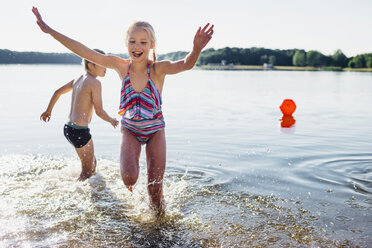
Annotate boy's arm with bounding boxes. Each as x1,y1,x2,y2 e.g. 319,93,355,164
91,81,119,128
40,80,73,122
32,7,123,71
157,23,214,75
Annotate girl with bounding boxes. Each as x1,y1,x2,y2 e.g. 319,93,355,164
32,7,214,213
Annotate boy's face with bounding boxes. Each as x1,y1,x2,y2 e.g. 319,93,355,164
92,63,106,77
127,28,153,61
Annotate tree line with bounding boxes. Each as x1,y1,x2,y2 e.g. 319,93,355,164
165,47,372,68
0,49,130,64
1,48,371,68
0,49,82,64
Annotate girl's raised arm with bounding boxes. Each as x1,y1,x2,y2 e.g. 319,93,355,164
32,7,123,70
158,23,214,75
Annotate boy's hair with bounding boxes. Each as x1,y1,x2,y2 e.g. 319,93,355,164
83,49,105,71
126,21,157,62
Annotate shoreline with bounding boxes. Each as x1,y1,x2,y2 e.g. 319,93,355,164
197,65,372,72
1,63,371,72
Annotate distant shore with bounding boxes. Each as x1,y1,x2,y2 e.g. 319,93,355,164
198,65,372,72
1,63,371,72
2,48,371,71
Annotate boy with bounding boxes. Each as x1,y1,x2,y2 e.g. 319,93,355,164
40,49,119,181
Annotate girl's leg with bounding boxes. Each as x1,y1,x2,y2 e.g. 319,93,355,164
145,129,166,212
120,127,141,191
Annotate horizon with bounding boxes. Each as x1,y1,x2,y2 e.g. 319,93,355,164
2,0,371,57
2,46,369,58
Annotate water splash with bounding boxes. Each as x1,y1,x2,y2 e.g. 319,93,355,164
0,154,370,247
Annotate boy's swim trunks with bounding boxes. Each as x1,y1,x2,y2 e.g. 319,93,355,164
63,122,91,148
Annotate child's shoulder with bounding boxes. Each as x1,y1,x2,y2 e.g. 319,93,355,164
118,58,131,66
71,74,84,86
153,60,172,72
116,59,131,74
82,74,101,87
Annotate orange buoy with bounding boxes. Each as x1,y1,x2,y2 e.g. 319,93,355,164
280,99,296,116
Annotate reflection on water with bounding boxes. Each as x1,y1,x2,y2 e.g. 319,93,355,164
280,114,296,128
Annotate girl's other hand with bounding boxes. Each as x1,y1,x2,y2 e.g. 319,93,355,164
193,23,214,51
32,7,53,34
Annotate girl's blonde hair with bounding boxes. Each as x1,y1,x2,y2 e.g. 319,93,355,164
126,21,157,62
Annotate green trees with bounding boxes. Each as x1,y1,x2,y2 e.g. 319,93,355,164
293,50,306,66
1,48,371,68
331,49,348,67
269,55,276,65
197,47,295,66
0,49,81,64
348,53,372,68
366,55,372,68
196,47,336,67
260,55,269,64
306,50,329,67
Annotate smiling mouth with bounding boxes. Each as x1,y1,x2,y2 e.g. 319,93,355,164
132,51,143,58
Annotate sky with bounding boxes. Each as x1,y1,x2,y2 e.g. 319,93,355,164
1,0,371,57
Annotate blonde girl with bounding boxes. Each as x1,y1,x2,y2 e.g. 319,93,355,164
32,7,214,213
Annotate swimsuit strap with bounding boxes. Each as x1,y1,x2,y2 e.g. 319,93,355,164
147,63,151,77
126,62,149,78
127,62,132,77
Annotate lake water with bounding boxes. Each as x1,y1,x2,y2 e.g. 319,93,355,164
0,64,371,247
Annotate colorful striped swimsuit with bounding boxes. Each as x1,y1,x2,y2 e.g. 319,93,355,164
118,63,165,144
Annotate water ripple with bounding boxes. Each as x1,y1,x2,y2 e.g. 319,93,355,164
289,153,372,196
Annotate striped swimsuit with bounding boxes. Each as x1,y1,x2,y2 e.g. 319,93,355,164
118,63,165,144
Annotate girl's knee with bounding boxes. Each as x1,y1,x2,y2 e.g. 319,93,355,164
120,168,139,186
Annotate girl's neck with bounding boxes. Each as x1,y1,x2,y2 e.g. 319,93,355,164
130,60,149,73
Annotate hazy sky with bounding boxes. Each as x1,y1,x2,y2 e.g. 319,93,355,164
2,0,371,57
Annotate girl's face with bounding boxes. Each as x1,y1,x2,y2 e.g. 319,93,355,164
127,28,154,61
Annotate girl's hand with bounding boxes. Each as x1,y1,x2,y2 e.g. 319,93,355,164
40,111,51,122
193,23,214,51
32,7,53,34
